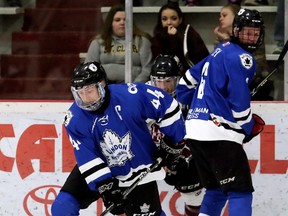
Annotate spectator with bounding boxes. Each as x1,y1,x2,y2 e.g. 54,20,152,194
176,8,265,215
85,4,152,84
214,4,241,45
52,61,188,215
151,2,209,72
214,3,273,100
6,0,22,7
273,0,284,54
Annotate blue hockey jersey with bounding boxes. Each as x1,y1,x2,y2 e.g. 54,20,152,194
64,82,185,191
176,41,255,144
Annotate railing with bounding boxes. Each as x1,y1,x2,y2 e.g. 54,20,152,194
79,52,280,61
0,7,24,15
101,6,277,13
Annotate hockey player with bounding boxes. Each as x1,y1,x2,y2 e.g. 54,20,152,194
150,54,182,97
150,54,204,216
176,9,265,216
52,61,187,215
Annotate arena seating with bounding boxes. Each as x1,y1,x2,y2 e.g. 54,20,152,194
0,0,121,99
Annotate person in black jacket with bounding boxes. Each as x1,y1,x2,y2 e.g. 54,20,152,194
151,2,209,72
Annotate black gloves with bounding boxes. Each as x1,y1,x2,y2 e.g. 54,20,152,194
164,158,202,193
97,178,126,215
159,136,192,173
243,113,265,143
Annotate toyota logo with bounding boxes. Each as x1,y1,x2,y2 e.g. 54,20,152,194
23,185,61,216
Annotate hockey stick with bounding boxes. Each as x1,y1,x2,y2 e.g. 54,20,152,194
100,157,163,216
251,39,288,97
184,24,194,67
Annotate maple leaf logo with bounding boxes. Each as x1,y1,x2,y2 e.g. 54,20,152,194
140,203,150,213
239,53,253,69
100,130,134,166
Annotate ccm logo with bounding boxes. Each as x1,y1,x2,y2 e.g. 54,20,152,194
220,176,235,185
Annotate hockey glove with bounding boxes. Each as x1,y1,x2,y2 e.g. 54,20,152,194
159,136,192,174
165,158,202,193
97,178,126,215
243,113,265,143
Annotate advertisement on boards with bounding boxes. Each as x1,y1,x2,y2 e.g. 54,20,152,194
0,101,287,216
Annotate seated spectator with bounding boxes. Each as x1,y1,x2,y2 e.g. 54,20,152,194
214,4,241,44
214,3,274,100
6,0,22,7
85,4,152,84
151,2,209,72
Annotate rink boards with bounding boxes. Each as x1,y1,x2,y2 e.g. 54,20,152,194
0,101,287,216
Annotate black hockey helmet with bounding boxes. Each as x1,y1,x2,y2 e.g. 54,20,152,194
71,61,107,89
232,8,265,52
150,54,182,96
71,62,107,111
151,54,183,78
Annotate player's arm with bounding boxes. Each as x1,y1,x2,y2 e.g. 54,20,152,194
227,56,254,133
64,109,113,192
226,53,265,141
140,83,185,142
66,129,112,188
66,127,126,214
141,84,191,167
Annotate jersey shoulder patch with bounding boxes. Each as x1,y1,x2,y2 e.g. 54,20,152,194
239,53,253,69
64,110,73,126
